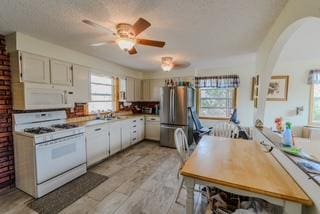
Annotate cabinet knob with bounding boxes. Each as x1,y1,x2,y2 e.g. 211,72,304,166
94,128,102,131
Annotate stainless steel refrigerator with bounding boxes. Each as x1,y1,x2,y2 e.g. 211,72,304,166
160,86,194,148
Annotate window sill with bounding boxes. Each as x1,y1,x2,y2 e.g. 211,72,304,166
199,116,229,120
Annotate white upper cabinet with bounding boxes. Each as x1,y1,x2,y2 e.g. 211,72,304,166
73,64,90,103
142,79,150,101
126,77,135,101
149,79,164,101
16,52,50,84
134,79,142,101
50,59,73,86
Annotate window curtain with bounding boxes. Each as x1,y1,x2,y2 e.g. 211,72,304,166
308,70,320,84
195,75,240,88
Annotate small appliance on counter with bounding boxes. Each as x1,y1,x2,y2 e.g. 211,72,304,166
142,107,153,114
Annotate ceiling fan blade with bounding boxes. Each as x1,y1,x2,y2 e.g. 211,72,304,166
82,19,115,34
132,18,151,36
128,47,137,55
173,62,191,70
136,39,165,48
90,41,116,47
90,42,107,47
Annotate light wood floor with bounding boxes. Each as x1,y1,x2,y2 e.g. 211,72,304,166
0,141,209,214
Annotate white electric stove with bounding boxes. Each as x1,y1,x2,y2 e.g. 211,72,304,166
13,111,87,198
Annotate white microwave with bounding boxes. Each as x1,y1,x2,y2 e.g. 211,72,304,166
12,82,75,110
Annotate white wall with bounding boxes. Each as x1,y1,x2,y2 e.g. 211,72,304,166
143,64,255,127
263,60,318,128
6,32,143,79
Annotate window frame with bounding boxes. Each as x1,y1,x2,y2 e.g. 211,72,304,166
88,73,115,113
309,84,320,125
196,88,237,120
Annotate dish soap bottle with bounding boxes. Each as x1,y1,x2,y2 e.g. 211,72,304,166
283,122,293,147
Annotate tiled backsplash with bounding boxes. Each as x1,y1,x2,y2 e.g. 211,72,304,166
119,101,160,114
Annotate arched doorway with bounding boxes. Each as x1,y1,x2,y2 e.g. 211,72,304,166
256,17,320,123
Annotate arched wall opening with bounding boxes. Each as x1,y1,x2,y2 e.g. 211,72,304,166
256,17,320,125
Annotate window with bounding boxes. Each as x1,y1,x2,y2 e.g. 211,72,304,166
88,73,114,113
310,84,320,124
198,88,236,118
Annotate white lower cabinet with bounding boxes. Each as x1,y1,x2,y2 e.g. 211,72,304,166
109,122,122,156
85,116,148,167
145,116,160,141
121,121,131,149
137,117,145,141
85,124,109,167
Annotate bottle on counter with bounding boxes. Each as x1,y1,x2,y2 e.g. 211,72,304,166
283,122,293,147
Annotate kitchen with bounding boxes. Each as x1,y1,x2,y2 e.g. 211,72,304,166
1,1,320,214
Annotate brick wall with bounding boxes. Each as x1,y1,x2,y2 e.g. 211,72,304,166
0,35,14,194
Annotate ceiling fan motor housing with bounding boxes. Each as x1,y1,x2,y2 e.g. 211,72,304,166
116,23,135,38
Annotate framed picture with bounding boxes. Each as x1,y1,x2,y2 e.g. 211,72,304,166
267,76,289,101
251,75,259,108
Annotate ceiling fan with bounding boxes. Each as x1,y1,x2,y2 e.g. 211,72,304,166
161,57,191,72
82,18,165,55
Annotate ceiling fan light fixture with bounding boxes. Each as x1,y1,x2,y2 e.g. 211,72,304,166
161,57,173,72
116,38,135,51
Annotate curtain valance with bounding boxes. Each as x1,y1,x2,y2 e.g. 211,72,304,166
195,75,240,88
308,70,320,84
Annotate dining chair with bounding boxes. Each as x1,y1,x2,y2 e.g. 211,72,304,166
174,128,190,202
212,122,239,138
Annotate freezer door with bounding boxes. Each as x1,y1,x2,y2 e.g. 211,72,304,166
160,87,171,124
160,124,188,148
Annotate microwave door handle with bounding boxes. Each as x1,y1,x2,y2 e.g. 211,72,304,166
64,91,68,104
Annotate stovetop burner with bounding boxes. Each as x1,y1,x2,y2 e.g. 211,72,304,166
52,123,79,129
24,127,56,134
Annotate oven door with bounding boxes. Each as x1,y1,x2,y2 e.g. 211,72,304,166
35,133,86,184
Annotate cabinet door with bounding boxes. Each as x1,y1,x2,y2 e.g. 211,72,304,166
149,79,164,101
86,126,109,167
20,52,50,84
142,80,150,101
145,122,160,141
73,64,90,103
50,59,73,86
126,77,135,101
138,117,145,141
109,122,122,155
134,79,142,101
121,122,131,149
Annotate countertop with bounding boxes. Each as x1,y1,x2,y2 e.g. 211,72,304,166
70,114,159,127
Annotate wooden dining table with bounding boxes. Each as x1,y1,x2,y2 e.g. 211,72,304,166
181,136,313,214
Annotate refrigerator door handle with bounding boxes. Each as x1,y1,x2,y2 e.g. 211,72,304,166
169,88,173,123
172,88,175,123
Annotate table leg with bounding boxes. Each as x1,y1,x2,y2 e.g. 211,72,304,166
184,177,195,214
283,201,302,214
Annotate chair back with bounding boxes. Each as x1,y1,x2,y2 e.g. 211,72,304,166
174,128,190,166
212,122,239,138
189,107,203,131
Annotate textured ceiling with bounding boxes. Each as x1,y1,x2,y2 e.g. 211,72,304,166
0,0,287,72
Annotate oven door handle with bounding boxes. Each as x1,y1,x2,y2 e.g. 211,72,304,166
36,133,84,147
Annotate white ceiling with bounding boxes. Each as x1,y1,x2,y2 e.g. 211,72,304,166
279,18,320,62
0,0,287,72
